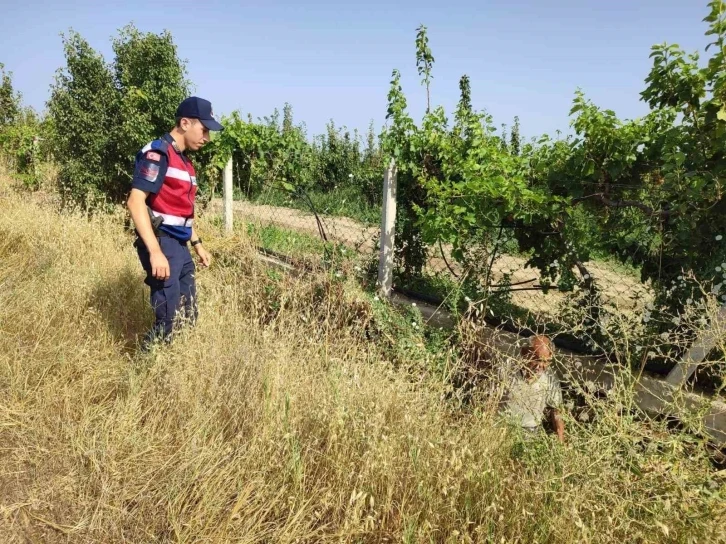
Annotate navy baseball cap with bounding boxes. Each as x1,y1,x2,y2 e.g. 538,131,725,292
176,96,224,131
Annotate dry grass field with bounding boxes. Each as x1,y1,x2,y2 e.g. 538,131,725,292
1,171,724,543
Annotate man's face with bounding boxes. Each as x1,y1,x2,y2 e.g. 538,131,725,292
527,353,551,374
181,118,210,151
523,340,553,375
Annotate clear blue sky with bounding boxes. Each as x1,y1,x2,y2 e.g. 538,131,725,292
2,0,712,140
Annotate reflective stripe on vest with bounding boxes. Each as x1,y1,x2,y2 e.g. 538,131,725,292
165,166,197,185
150,209,194,227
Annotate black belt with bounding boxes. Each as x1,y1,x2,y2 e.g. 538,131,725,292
134,228,168,240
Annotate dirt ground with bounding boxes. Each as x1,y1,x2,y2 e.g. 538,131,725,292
208,198,652,318
211,199,380,252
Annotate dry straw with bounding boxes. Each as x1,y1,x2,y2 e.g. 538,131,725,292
0,167,724,543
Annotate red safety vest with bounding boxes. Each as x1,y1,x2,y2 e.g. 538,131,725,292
144,137,197,228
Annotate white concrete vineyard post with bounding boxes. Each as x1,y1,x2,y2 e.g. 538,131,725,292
377,159,397,298
223,157,233,234
32,136,40,178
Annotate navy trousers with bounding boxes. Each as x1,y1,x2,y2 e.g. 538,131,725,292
135,235,197,347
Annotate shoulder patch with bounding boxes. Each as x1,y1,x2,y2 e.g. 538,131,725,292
146,151,161,162
139,162,160,182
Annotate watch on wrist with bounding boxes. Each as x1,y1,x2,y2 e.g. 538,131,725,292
191,238,202,247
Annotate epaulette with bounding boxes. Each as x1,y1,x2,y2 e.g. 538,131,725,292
142,139,170,156
149,139,170,155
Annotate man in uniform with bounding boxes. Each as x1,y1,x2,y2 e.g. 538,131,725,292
126,96,223,350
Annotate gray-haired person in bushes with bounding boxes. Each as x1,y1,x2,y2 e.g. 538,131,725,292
500,335,565,442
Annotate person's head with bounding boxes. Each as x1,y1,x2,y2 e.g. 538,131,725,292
173,96,223,151
520,334,554,374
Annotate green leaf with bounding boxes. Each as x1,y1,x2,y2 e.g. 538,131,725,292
584,160,596,177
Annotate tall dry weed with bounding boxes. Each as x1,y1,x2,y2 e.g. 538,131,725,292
0,170,724,543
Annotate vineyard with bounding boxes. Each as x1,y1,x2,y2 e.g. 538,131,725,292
2,4,726,378
1,1,726,542
180,1,726,390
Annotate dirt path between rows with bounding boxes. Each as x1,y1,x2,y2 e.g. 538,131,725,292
208,198,652,316
210,198,380,252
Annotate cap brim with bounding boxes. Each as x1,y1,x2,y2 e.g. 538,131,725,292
200,118,224,131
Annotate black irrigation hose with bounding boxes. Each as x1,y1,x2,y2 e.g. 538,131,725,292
299,189,329,244
439,239,460,279
485,224,505,290
489,277,538,288
488,286,546,293
258,180,330,245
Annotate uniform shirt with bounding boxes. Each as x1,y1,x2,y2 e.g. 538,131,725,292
131,133,195,241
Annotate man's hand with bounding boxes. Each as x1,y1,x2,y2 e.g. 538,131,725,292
150,249,170,281
194,244,211,268
126,188,170,281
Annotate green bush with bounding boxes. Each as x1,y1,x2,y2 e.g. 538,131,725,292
0,64,47,188
382,2,726,358
205,108,384,211
47,25,190,208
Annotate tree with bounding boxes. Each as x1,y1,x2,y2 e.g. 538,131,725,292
554,0,726,321
47,30,119,205
365,119,377,158
359,120,384,206
382,68,427,278
282,102,293,135
112,24,190,185
415,25,435,113
0,63,20,127
0,65,42,184
510,115,521,156
454,75,474,147
47,25,190,206
384,1,726,360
